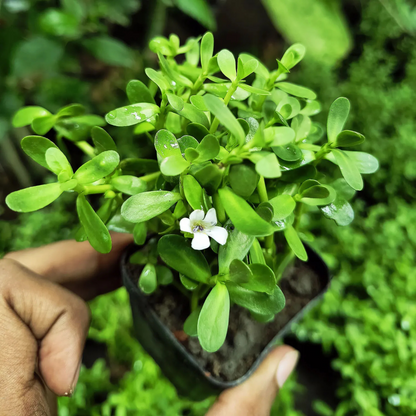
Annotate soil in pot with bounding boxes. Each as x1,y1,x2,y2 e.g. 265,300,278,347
127,259,324,382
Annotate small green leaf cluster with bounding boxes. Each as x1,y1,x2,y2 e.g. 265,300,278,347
6,33,378,353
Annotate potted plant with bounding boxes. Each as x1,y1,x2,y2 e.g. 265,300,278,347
6,32,378,401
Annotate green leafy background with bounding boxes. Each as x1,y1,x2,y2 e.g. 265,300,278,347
1,0,415,414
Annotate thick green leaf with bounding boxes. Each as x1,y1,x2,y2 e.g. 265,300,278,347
186,123,210,141
91,126,117,153
183,175,204,210
218,221,255,272
241,263,276,294
198,283,230,352
335,130,365,148
21,135,59,170
12,107,51,128
343,151,379,174
184,307,201,337
228,259,251,284
74,151,120,184
227,283,285,315
105,104,160,127
31,115,56,135
76,194,112,253
166,93,184,112
249,238,266,265
229,164,258,198
121,191,181,223
139,264,158,294
284,225,308,261
281,43,306,69
6,183,63,213
217,49,236,81
219,187,275,237
195,134,220,162
54,115,105,142
255,153,281,178
126,80,155,104
320,195,354,226
203,94,245,145
190,95,208,111
155,129,182,158
263,126,295,146
269,194,296,221
332,149,363,191
238,84,270,95
200,32,214,72
180,274,199,290
111,175,146,195
327,97,350,143
45,147,72,176
158,235,211,283
273,143,303,162
145,68,170,91
158,53,193,88
300,185,335,206
178,135,199,153
156,265,173,285
177,103,210,129
56,104,85,118
133,222,147,245
276,83,316,100
160,155,190,176
192,164,222,193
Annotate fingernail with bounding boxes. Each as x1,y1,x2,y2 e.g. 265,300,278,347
276,350,299,388
69,359,82,396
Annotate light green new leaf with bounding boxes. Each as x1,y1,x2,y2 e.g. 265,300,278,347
177,103,210,129
12,106,51,128
200,32,214,72
158,235,211,283
145,68,170,91
203,94,245,145
269,194,296,221
31,115,56,135
91,126,117,153
327,97,350,142
229,259,251,284
126,80,155,104
238,84,270,95
343,151,379,174
56,104,85,118
335,130,365,148
6,183,63,213
21,135,59,170
166,93,184,112
76,194,112,254
121,191,181,223
195,134,220,162
332,149,363,191
105,104,160,127
281,43,306,69
183,175,204,210
263,126,295,146
111,175,147,195
219,187,275,237
139,264,158,294
217,49,236,81
45,147,72,176
198,283,230,352
160,155,190,176
155,129,182,158
74,150,120,184
184,307,201,337
276,82,316,100
249,238,266,265
133,222,147,245
284,225,308,261
180,274,199,290
255,153,281,178
319,195,354,226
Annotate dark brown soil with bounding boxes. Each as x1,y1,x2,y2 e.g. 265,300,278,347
127,260,324,382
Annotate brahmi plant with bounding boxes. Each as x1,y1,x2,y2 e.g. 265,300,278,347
6,33,378,353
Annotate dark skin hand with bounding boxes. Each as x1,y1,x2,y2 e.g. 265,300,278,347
0,233,298,416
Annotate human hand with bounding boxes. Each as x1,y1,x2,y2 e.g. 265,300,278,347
0,233,133,416
206,346,299,416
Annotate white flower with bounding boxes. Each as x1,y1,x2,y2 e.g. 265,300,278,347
179,208,228,250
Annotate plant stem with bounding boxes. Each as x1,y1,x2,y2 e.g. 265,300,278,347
209,81,238,134
75,141,96,158
257,176,268,203
191,288,199,312
141,171,160,183
82,184,113,194
213,192,226,224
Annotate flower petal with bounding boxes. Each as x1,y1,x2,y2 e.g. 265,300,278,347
206,226,228,245
190,209,204,222
191,232,210,250
179,218,192,233
204,208,217,226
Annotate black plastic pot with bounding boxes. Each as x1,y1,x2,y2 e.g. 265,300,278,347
121,244,330,401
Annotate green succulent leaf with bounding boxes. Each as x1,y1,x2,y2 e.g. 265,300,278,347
198,283,230,352
126,80,155,104
183,175,204,211
203,94,245,145
241,263,277,294
12,106,51,128
105,104,160,127
276,82,316,100
219,187,275,237
145,68,171,91
249,238,266,265
45,147,73,176
331,149,363,191
91,126,117,153
74,150,120,184
121,191,181,223
195,134,220,162
139,264,158,294
184,306,201,337
255,153,281,178
166,92,184,112
335,130,365,148
180,274,199,290
56,104,85,118
228,164,259,198
160,155,190,176
111,175,146,195
21,135,59,171
269,194,296,221
6,182,63,213
31,115,56,135
200,32,214,72
327,97,350,143
158,235,211,283
76,194,112,254
133,222,147,245
284,225,308,261
263,126,295,147
228,259,251,284
319,195,354,226
281,43,306,70
217,49,237,81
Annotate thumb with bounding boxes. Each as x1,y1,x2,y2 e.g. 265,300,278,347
207,346,299,416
